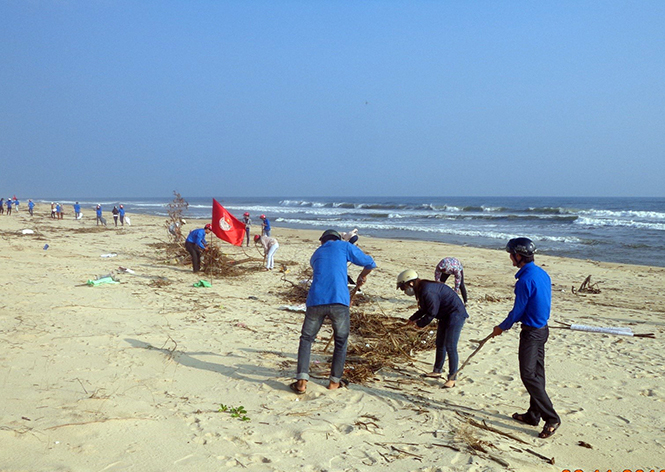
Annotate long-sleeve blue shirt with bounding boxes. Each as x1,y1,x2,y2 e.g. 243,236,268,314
186,228,208,249
499,262,552,331
306,240,377,307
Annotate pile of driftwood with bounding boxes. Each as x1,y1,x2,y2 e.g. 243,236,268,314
342,308,436,383
280,271,436,383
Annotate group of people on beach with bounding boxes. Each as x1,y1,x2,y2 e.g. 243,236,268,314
185,213,277,273
183,214,560,440
8,199,129,227
0,197,23,215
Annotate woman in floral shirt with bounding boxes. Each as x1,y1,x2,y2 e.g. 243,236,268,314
434,257,468,304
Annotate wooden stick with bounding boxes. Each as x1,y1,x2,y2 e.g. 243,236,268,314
525,448,555,465
467,418,529,444
450,334,493,380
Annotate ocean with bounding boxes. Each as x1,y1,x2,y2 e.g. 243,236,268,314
39,196,665,268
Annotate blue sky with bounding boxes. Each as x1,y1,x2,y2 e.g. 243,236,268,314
1,1,664,198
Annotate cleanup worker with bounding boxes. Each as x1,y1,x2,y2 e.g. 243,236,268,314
291,229,376,394
490,237,561,439
185,224,212,273
397,269,468,388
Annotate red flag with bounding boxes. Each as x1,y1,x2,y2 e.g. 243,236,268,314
211,199,246,246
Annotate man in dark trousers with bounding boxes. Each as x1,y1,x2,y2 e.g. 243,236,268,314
491,237,561,439
290,229,376,394
185,224,212,273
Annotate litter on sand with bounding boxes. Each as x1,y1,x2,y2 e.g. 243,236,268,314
279,304,307,313
100,253,118,258
21,229,35,234
118,266,135,274
193,280,212,288
87,276,119,286
553,321,655,338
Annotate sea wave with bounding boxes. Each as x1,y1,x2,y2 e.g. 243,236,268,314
275,218,584,244
579,209,665,220
575,217,665,231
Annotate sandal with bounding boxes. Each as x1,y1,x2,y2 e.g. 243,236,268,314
421,372,443,378
512,412,539,426
538,421,560,439
442,379,456,388
289,382,306,395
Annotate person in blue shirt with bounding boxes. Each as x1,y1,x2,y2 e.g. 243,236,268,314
291,229,376,394
491,237,561,439
397,269,469,388
6,199,12,215
119,205,125,226
28,200,35,216
260,214,271,236
185,224,212,273
74,202,81,219
0,198,4,215
95,205,106,226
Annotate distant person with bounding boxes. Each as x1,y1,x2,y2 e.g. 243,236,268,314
51,202,56,219
254,234,279,271
13,198,19,212
185,224,212,273
55,203,62,219
74,202,82,220
96,205,106,226
260,214,271,237
341,228,359,245
396,269,468,388
490,237,561,439
5,199,12,215
168,220,185,239
0,198,4,215
291,229,376,394
435,257,468,305
243,212,252,247
119,205,125,226
28,199,34,216
112,206,119,226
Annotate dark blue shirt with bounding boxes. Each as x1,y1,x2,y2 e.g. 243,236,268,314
499,262,552,331
306,240,376,307
186,228,208,249
410,281,468,328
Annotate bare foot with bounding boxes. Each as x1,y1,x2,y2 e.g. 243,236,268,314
443,379,456,388
327,381,340,390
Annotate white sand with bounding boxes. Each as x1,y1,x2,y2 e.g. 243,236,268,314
1,205,663,471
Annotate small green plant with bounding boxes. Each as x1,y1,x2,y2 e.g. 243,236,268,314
218,404,250,421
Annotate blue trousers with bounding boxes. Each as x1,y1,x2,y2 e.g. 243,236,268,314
433,316,466,379
296,304,350,384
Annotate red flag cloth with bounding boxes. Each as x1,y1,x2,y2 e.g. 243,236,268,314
211,199,246,246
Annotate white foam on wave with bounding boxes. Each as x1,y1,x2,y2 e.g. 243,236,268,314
575,217,665,231
579,209,665,220
276,218,583,244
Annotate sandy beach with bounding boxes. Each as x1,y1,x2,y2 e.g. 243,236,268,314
1,204,663,471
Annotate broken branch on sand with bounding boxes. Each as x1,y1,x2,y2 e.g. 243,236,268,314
572,275,602,295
